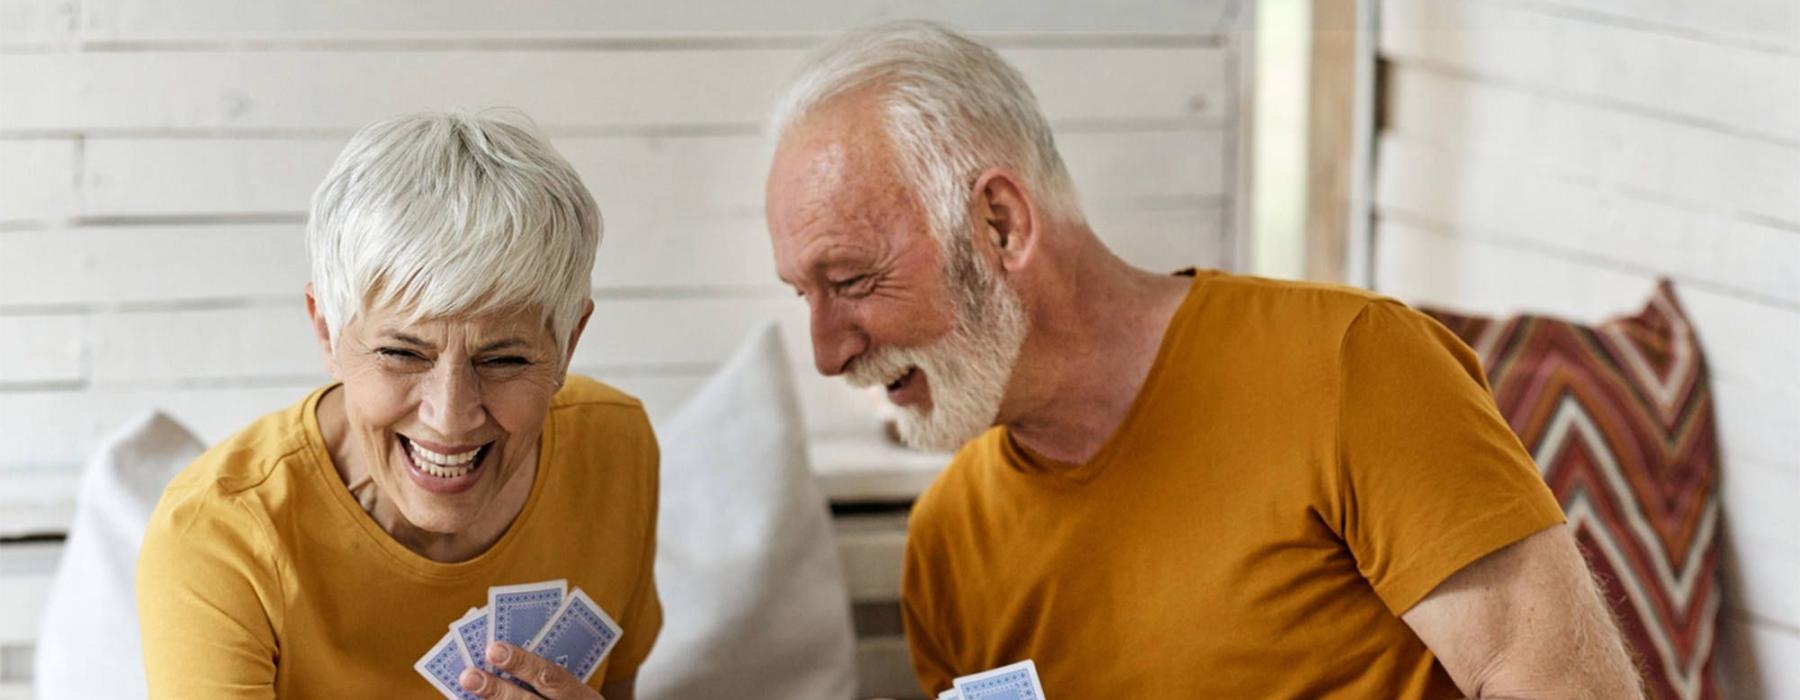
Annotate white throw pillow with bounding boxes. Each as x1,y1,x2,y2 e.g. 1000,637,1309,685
637,323,859,700
35,410,205,700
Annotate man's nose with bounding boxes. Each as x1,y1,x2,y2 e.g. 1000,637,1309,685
809,300,867,377
420,363,485,437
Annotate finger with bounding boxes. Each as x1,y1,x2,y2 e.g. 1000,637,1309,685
457,667,539,700
487,642,592,699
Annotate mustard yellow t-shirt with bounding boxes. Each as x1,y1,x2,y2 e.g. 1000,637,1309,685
137,375,662,699
901,271,1566,698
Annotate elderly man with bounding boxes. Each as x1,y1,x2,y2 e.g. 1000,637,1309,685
763,21,1642,699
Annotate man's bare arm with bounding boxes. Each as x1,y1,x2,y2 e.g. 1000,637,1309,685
1400,524,1643,699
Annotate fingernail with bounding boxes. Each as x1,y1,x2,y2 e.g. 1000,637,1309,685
459,668,485,692
489,643,512,664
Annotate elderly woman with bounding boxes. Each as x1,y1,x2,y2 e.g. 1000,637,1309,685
136,110,659,699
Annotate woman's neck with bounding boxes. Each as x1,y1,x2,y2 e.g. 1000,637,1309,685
314,386,537,562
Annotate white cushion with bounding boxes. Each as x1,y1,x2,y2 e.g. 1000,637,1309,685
637,323,859,699
35,410,205,700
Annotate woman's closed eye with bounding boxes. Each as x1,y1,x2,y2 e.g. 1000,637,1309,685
480,356,531,368
375,347,427,361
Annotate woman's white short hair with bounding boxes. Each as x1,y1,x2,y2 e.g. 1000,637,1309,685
307,109,600,352
769,20,1084,252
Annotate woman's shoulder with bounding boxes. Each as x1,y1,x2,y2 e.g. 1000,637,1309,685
550,375,652,437
155,390,320,524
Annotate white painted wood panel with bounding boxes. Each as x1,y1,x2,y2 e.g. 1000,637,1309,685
1374,221,1800,396
0,203,1222,309
1514,0,1800,54
0,0,74,44
73,0,1241,39
0,382,316,469
0,225,309,306
1375,135,1800,307
0,139,77,222
0,315,85,385
76,129,1226,217
835,515,908,602
1382,0,1800,143
1720,461,1800,630
1711,377,1797,471
0,47,1228,133
1383,65,1800,229
1717,616,1800,699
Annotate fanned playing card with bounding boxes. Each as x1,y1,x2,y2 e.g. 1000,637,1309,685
525,587,623,683
952,659,1046,700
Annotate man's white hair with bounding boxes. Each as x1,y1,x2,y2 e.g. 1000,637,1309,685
769,20,1084,255
307,109,600,353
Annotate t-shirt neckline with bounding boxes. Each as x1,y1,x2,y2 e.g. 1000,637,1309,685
1000,269,1214,485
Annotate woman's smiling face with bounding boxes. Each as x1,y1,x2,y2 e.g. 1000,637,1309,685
320,301,577,536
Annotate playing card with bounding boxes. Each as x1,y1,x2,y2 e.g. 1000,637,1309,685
938,689,963,699
449,607,494,674
414,629,482,700
952,659,1046,700
488,579,568,650
524,586,623,683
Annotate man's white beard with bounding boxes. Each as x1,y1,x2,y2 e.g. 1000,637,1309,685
846,264,1029,453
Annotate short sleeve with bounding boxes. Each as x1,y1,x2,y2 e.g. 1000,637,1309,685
136,490,282,699
600,415,663,683
1334,300,1565,615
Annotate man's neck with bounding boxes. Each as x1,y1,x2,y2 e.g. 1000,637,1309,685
999,248,1194,466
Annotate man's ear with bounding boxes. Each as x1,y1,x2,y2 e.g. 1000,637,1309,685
562,299,596,368
304,283,341,379
968,167,1039,274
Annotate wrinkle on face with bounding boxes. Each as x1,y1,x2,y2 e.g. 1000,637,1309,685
766,96,960,376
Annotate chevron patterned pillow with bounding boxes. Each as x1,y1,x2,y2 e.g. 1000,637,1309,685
1423,280,1721,700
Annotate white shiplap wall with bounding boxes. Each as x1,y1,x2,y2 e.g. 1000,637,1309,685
0,0,1247,468
1374,0,1800,696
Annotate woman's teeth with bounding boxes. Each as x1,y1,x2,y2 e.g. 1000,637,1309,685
410,441,483,478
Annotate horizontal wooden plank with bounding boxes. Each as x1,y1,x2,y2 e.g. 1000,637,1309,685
1372,220,1800,393
0,47,1226,132
73,0,1239,40
1711,377,1797,470
835,513,908,602
0,138,77,221
1373,135,1800,306
1382,65,1800,230
1381,0,1800,143
855,635,923,699
0,0,75,44
1517,0,1800,54
1377,220,1684,323
72,128,1224,218
1720,462,1800,630
0,315,86,385
0,225,310,306
0,471,74,538
1717,615,1800,699
0,199,1222,308
0,542,58,646
0,382,316,469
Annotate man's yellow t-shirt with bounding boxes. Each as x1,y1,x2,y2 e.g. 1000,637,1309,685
901,271,1566,698
137,375,662,699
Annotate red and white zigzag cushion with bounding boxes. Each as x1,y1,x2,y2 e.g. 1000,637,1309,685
1424,280,1721,700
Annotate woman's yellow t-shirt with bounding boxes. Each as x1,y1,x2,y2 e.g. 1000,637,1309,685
137,375,661,699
